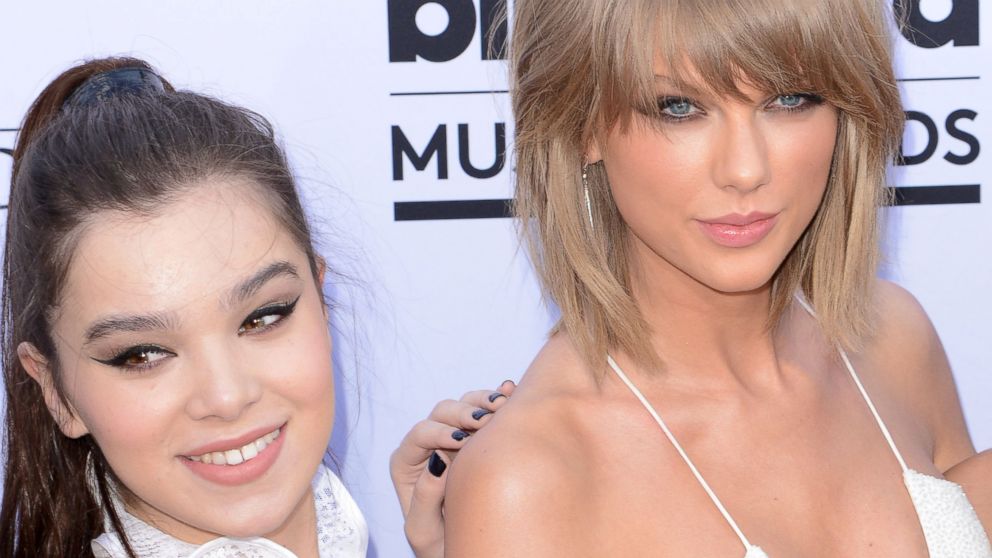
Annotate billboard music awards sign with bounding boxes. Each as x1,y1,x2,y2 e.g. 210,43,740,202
0,1,988,556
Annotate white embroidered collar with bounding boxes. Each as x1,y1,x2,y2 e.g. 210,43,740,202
91,464,368,558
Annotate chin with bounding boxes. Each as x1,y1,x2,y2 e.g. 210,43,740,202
697,266,777,295
205,507,298,539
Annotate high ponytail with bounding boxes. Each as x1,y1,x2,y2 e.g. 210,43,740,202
1,57,321,556
11,58,174,184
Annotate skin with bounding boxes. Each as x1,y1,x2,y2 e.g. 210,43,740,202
391,381,515,558
16,172,502,557
946,450,992,535
21,180,334,557
444,68,979,556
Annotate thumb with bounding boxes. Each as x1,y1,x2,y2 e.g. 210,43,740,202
404,452,448,558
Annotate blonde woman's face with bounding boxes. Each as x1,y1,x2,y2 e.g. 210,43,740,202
594,66,838,294
41,180,334,546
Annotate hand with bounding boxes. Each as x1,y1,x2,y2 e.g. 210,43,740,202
391,380,516,558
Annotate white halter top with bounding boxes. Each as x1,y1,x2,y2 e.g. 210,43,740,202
606,299,991,558
91,464,368,558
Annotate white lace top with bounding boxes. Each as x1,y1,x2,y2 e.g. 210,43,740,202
91,465,368,558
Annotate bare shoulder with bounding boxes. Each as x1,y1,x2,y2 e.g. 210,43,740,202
444,335,593,556
862,279,974,469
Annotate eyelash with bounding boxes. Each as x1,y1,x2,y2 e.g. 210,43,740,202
655,93,824,123
238,296,301,336
93,295,302,373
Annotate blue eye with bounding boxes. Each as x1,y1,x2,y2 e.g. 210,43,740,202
778,95,803,107
657,97,700,120
769,93,823,111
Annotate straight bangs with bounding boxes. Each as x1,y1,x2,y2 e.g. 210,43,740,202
601,0,901,146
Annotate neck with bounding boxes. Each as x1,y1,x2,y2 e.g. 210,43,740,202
265,489,320,558
627,243,784,390
123,472,320,557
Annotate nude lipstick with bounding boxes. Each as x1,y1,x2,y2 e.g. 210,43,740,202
696,212,779,248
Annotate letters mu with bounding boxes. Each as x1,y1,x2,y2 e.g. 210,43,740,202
392,123,506,180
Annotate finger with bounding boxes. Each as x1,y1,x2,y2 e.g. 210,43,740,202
498,379,516,397
404,452,448,557
392,419,471,468
458,388,509,410
423,397,500,431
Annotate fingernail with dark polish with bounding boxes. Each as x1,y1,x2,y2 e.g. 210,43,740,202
472,408,493,421
488,392,506,403
500,379,514,389
428,451,447,477
451,430,469,441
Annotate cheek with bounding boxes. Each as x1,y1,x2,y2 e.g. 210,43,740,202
71,373,182,478
768,120,837,221
260,307,335,417
603,126,707,237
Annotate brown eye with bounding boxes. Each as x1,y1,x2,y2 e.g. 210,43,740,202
94,345,175,371
124,351,152,365
241,315,277,332
238,296,301,335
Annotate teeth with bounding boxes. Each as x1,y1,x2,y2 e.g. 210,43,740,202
188,427,281,466
224,449,244,465
241,442,258,460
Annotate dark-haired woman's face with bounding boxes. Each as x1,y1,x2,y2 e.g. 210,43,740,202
33,179,334,547
592,65,838,297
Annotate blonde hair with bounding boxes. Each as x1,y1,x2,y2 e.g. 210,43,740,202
510,0,905,371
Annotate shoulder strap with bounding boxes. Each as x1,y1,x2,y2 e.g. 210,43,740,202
606,355,755,550
793,295,910,472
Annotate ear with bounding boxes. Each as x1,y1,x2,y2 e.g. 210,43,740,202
584,137,604,166
315,255,327,285
17,342,89,439
314,255,330,319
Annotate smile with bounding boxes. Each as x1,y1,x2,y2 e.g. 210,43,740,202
186,427,281,466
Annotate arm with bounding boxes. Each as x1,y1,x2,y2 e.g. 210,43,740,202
391,381,515,558
872,281,975,471
944,450,992,536
443,406,582,557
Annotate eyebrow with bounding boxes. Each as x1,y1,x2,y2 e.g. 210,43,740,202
84,312,178,345
82,261,301,344
223,260,301,309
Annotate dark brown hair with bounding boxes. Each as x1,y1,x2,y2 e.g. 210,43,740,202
0,57,322,557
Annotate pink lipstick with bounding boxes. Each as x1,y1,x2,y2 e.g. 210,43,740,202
696,212,779,248
180,423,286,486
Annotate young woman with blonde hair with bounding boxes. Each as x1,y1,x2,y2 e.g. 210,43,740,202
444,0,992,556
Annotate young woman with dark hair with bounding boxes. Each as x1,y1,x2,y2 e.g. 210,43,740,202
0,56,504,558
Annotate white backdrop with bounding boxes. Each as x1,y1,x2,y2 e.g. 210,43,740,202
0,2,988,556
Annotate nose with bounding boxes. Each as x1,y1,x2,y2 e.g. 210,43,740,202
712,115,771,193
184,340,262,421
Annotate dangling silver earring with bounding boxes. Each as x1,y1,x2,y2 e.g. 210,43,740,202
582,163,595,230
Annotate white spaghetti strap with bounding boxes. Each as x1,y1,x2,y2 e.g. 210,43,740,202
792,294,910,473
836,347,910,472
606,355,755,550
